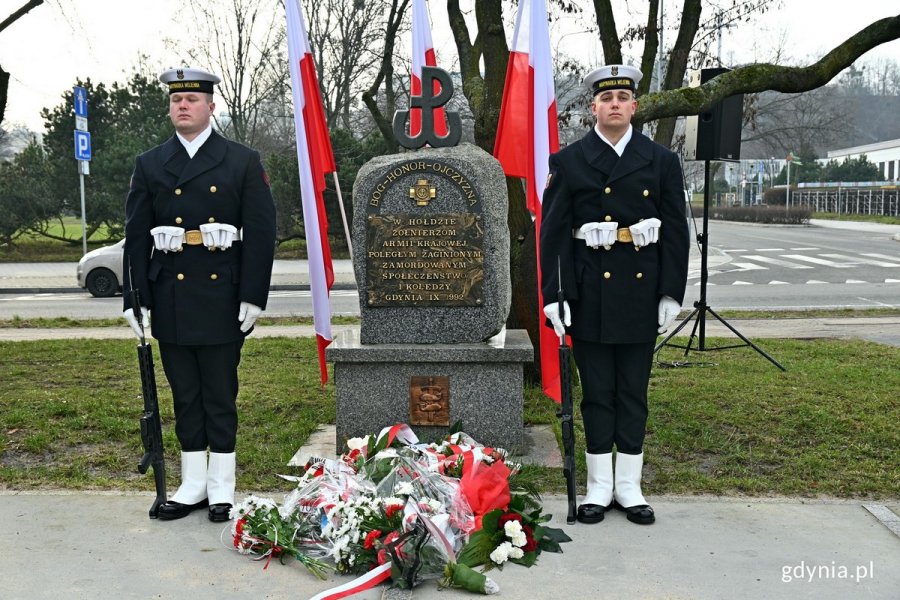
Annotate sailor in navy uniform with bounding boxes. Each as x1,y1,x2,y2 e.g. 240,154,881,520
540,64,689,525
123,67,276,522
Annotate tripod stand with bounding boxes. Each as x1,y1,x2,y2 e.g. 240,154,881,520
655,160,785,371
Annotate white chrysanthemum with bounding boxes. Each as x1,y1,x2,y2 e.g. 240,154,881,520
510,531,527,548
508,546,524,560
489,541,513,565
504,519,523,537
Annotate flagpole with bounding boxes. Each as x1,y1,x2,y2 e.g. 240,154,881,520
331,171,354,258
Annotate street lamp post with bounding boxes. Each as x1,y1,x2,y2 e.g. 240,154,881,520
785,153,793,215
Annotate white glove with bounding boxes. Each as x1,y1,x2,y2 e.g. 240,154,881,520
543,301,572,337
123,306,150,339
657,296,681,333
200,223,238,250
238,301,262,333
150,226,185,253
629,218,661,247
580,222,618,250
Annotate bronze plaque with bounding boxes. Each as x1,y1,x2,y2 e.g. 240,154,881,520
409,376,450,426
366,213,484,306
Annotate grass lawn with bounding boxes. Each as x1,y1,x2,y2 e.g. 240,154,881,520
1,335,897,499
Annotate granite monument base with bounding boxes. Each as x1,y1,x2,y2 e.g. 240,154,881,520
327,328,533,453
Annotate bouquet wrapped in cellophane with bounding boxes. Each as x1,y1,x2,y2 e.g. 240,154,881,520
224,423,570,596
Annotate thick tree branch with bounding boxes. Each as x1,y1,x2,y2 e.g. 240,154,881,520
0,0,43,34
636,15,900,125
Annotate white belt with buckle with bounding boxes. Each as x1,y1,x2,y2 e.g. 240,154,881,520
573,227,633,243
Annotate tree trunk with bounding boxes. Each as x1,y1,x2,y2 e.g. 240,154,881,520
592,0,622,64
652,0,702,146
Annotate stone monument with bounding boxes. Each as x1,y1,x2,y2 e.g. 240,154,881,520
326,67,532,452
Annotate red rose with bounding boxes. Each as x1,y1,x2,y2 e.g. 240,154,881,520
521,524,538,553
497,512,523,528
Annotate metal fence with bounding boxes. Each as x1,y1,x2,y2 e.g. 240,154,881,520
790,188,900,216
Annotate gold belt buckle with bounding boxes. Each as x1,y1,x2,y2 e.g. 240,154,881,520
184,230,203,245
616,228,633,243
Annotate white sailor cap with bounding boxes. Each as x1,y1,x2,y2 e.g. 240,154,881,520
159,67,221,95
583,64,642,96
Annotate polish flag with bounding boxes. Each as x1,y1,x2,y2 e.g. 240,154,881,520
410,0,447,137
493,0,562,401
286,0,337,384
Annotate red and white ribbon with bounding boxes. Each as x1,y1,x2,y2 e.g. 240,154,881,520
308,562,392,600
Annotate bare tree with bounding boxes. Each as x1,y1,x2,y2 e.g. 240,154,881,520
175,0,288,152
306,0,384,130
361,0,411,153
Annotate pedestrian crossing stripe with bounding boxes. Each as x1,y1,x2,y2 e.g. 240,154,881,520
743,255,813,269
783,254,854,268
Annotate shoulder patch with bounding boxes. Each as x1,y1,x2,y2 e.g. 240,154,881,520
261,166,270,187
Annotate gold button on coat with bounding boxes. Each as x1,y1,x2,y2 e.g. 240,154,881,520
210,273,218,280
603,272,611,279
635,246,640,251
604,215,612,222
210,185,217,193
643,190,649,197
604,187,611,194
174,188,182,195
175,217,183,224
177,273,185,281
636,272,643,279
208,217,215,223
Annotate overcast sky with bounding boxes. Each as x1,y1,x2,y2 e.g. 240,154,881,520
1,0,898,131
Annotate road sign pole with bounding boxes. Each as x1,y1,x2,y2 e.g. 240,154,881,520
79,164,87,255
73,86,90,256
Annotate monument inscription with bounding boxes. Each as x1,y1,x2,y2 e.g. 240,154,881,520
366,213,483,306
365,158,485,307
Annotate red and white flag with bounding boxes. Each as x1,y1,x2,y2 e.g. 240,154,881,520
493,0,562,401
410,0,447,137
286,0,337,384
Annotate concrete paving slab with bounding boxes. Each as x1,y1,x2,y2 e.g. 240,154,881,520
2,492,898,600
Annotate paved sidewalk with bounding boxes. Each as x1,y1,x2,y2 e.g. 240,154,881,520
1,491,897,600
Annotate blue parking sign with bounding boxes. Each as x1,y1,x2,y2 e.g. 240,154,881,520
74,130,92,161
73,86,88,118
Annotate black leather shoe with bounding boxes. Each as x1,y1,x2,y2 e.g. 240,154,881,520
576,501,612,524
613,500,655,524
208,503,233,522
157,498,209,521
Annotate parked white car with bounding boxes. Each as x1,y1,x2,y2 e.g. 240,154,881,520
76,239,124,297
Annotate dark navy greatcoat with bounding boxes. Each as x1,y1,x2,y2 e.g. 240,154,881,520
123,131,276,345
540,129,689,344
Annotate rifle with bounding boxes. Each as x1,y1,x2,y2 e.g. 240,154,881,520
556,257,577,525
129,261,167,518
